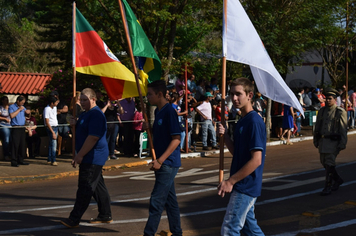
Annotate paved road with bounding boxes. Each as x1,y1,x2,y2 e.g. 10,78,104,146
0,136,355,235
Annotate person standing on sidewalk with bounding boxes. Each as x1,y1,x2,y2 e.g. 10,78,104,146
0,96,11,161
9,95,30,167
60,88,112,228
43,96,59,166
143,80,182,236
196,92,218,151
119,97,136,157
313,88,347,196
218,78,266,235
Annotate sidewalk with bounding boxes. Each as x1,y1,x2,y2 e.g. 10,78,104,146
1,127,355,184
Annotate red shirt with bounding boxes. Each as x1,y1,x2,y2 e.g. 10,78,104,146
132,111,143,131
318,94,325,107
215,106,228,122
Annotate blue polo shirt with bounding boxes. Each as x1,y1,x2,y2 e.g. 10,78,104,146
9,103,26,126
153,103,181,167
75,106,109,166
231,110,266,197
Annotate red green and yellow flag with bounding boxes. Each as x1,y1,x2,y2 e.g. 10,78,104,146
75,8,147,100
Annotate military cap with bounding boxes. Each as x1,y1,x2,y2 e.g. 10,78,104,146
324,88,339,97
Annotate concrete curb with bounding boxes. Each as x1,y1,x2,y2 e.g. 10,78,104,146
0,170,79,184
2,130,356,184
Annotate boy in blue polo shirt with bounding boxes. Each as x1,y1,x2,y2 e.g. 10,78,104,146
218,78,266,235
60,88,112,228
143,80,182,236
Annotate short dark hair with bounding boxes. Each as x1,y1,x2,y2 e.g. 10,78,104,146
16,95,26,102
48,95,58,104
1,96,8,102
50,91,59,97
148,80,167,96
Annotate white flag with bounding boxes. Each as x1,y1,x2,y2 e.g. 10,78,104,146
223,0,304,116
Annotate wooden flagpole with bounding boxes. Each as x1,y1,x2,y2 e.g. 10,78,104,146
184,64,189,153
72,1,77,159
220,58,226,183
219,0,228,183
118,0,156,160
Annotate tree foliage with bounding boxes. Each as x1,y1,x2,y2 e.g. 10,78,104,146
1,0,356,91
242,0,346,78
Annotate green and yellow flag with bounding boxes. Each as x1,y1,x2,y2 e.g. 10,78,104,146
122,0,162,83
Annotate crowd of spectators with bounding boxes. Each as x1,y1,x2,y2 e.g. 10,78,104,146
1,77,355,163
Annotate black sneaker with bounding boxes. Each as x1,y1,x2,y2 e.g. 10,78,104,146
18,162,29,165
212,145,219,150
331,179,344,191
60,218,79,228
203,146,210,151
89,216,113,224
320,187,332,196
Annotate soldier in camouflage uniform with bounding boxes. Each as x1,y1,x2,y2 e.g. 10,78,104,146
313,88,347,196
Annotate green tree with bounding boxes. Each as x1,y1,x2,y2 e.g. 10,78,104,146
0,0,62,72
243,0,346,78
320,1,356,88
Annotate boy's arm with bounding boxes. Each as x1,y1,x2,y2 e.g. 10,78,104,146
217,150,262,197
72,135,100,168
150,135,180,171
45,118,57,140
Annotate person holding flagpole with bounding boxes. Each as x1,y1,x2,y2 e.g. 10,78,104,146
143,80,182,236
218,78,266,235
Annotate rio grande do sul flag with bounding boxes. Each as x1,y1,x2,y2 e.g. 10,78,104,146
222,0,304,116
74,8,146,99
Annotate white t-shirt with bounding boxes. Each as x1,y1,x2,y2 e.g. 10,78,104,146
44,105,58,127
197,101,212,121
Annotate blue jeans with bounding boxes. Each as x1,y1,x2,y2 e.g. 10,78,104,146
46,126,58,163
58,125,70,139
179,130,186,149
201,120,216,147
296,118,301,134
0,125,11,156
348,110,355,128
221,191,264,236
144,165,182,236
106,124,119,156
188,118,193,148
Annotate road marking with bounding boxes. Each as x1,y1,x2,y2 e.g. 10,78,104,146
262,177,325,190
2,203,356,235
260,202,356,226
1,168,356,235
270,219,356,236
191,173,230,184
0,188,217,213
129,168,228,181
104,171,152,179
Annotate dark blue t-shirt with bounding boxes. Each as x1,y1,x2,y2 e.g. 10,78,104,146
231,110,266,197
75,106,109,166
153,103,181,167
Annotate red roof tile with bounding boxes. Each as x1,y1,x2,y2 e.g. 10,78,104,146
0,72,52,95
